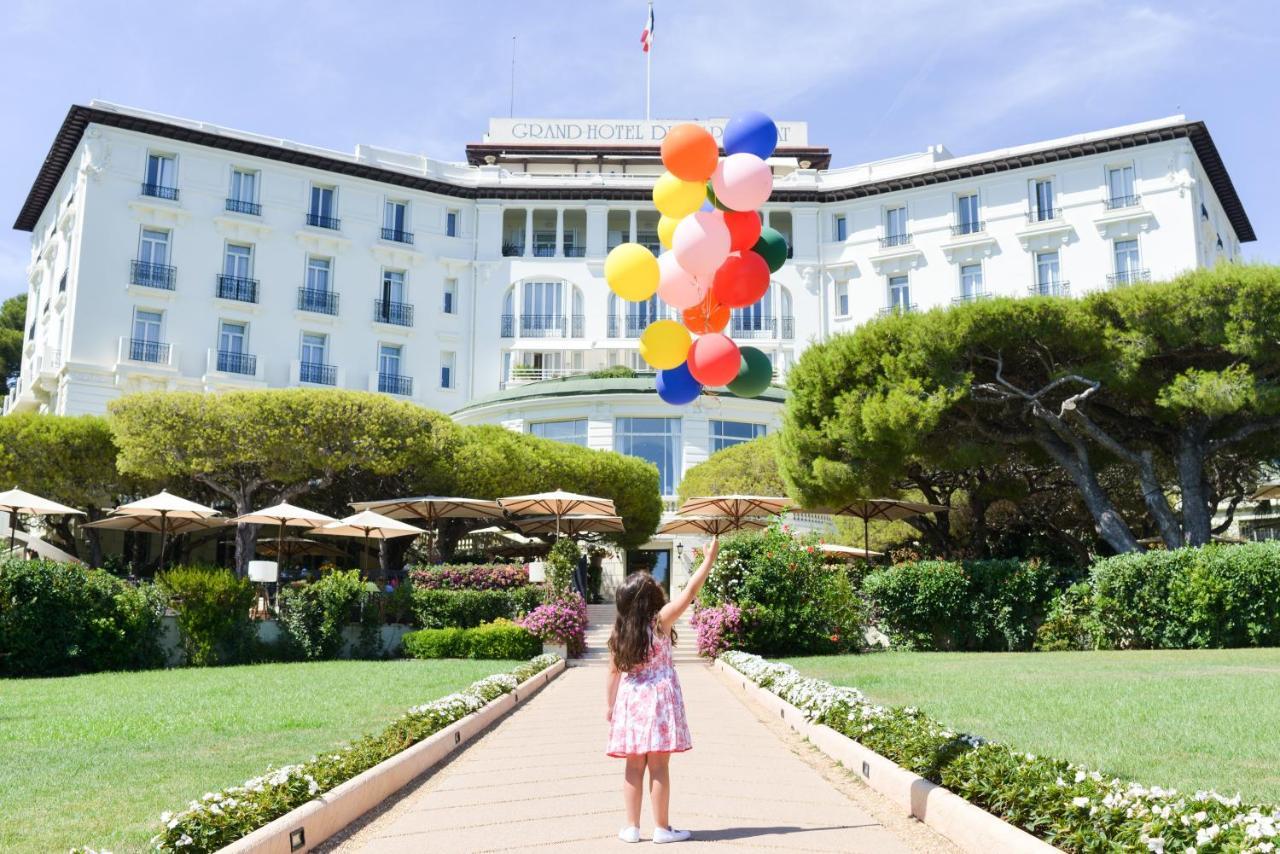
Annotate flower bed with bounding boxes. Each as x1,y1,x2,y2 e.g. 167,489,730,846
720,651,1280,853
519,593,588,657
409,563,529,590
145,654,560,852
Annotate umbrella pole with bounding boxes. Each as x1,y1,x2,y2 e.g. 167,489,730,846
864,518,870,565
8,507,16,556
362,531,369,579
158,512,169,574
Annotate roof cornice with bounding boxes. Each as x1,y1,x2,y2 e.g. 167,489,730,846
13,106,1255,243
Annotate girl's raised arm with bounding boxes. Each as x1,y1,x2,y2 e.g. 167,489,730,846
658,536,719,633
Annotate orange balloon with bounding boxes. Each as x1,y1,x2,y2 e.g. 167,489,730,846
682,292,731,334
661,124,719,183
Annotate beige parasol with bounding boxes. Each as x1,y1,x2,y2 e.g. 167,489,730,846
85,490,222,571
0,487,84,554
658,515,770,536
1250,482,1280,501
233,502,337,567
350,496,506,560
809,498,948,561
498,490,616,535
516,514,626,536
676,495,794,526
314,510,423,576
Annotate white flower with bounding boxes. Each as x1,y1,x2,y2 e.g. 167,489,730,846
1076,771,1087,783
1146,836,1165,853
159,812,172,824
175,835,193,848
1193,811,1208,823
1196,825,1220,845
1073,797,1090,808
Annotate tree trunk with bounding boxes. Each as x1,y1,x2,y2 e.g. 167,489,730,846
234,517,259,577
1033,427,1141,554
379,537,414,582
1176,425,1213,546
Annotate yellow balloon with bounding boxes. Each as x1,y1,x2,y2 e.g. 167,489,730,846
658,214,681,249
652,171,706,219
639,319,692,370
604,243,660,301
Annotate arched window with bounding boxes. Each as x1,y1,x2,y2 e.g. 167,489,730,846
732,284,774,336
777,284,794,339
571,286,584,337
610,292,663,336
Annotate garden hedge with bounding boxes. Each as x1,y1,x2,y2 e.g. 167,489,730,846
158,566,257,666
403,620,541,660
0,558,166,677
411,586,543,629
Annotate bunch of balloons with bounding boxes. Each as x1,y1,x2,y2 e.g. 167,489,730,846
603,111,786,406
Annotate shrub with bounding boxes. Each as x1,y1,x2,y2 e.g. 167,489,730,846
690,602,744,658
721,651,1280,854
1090,542,1280,649
863,558,1066,651
157,566,257,667
279,570,382,660
1034,582,1106,651
408,563,529,591
403,620,542,660
149,654,561,852
546,537,580,597
0,558,166,677
699,524,864,656
411,586,543,629
519,592,588,656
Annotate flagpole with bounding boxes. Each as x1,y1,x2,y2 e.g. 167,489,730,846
645,1,653,120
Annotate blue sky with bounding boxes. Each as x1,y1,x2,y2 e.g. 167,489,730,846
1,0,1277,299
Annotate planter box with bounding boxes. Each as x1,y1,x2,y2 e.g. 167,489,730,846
542,641,568,660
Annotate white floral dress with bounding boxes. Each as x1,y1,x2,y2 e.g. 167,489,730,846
607,628,692,757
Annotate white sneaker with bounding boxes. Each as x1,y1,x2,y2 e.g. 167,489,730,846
618,826,641,843
652,826,691,844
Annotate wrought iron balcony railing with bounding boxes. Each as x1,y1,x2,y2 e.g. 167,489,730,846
225,198,261,216
878,303,918,315
378,372,414,396
608,314,670,338
1105,194,1141,210
563,245,586,257
950,221,986,237
131,260,176,290
129,338,170,364
532,244,556,257
299,361,337,385
952,292,990,304
730,316,795,339
502,241,525,257
297,287,339,315
879,233,912,249
380,227,414,244
216,350,257,375
141,183,179,201
1107,269,1151,287
500,314,584,338
216,274,258,303
305,213,341,230
1026,208,1062,224
374,299,414,327
1029,280,1071,297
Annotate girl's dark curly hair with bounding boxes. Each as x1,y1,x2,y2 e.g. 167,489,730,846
608,571,677,672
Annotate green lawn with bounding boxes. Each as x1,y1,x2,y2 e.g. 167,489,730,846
0,659,516,853
785,648,1280,803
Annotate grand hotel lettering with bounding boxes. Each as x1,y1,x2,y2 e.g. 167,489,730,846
504,121,795,144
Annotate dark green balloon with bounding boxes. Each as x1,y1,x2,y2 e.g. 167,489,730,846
728,346,772,398
752,227,788,273
704,181,729,211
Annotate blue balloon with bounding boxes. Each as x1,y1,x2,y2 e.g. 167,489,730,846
656,362,702,405
724,111,778,160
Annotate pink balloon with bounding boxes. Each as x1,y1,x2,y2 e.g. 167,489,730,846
672,210,731,279
656,252,705,310
711,153,774,212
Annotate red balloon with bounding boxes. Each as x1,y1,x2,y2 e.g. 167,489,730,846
711,251,770,309
682,292,730,334
723,210,762,252
687,333,742,386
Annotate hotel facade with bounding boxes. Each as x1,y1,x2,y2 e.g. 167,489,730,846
5,103,1256,582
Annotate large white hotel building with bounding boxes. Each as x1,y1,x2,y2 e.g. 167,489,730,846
5,103,1255,543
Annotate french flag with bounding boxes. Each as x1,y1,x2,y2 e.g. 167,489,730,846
641,6,654,53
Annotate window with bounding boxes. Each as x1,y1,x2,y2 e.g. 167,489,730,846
230,169,257,203
710,420,766,452
379,343,402,377
888,274,911,310
884,206,908,243
223,244,252,279
381,269,406,304
1107,165,1136,207
1112,239,1142,284
306,256,332,292
446,209,460,237
219,321,247,354
529,419,588,447
440,350,456,389
615,417,682,496
443,277,457,314
131,309,164,362
144,153,176,191
1033,179,1055,220
308,185,338,228
382,200,411,242
960,263,984,299
1034,250,1061,294
956,193,981,233
833,214,847,242
139,229,170,266
522,280,564,335
835,281,850,317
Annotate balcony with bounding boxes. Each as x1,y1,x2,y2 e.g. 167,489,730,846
950,221,986,237
952,292,990,304
125,338,172,365
563,246,586,257
501,313,584,338
141,183,179,201
532,243,556,257
1107,269,1151,287
502,241,525,257
299,361,337,386
879,233,912,249
374,299,414,327
297,287,339,315
380,227,414,245
305,212,341,230
216,350,258,376
1105,194,1141,210
131,260,176,290
730,315,796,339
608,314,668,338
501,366,595,389
878,303,918,316
1029,280,1071,297
1026,208,1062,224
216,274,259,303
225,198,261,216
377,372,413,397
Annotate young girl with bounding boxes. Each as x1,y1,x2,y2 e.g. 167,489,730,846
606,536,720,844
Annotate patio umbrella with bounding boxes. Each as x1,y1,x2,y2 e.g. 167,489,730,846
658,515,770,536
0,487,84,554
232,502,337,568
517,514,626,537
810,498,949,561
254,536,349,560
88,490,222,572
350,496,505,560
1250,482,1280,500
676,495,794,526
498,490,616,535
816,543,884,560
313,509,423,577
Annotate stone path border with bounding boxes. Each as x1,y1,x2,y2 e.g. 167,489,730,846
712,659,1061,854
218,658,566,854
